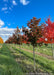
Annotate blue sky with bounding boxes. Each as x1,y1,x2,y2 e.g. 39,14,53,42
0,0,54,41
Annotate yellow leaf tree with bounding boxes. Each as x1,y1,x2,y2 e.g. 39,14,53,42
0,37,4,44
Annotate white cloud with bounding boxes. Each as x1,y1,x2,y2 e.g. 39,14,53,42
12,0,17,5
20,0,30,5
2,7,7,11
0,19,23,42
0,20,4,27
0,27,15,42
0,27,23,42
1,0,17,13
1,0,30,13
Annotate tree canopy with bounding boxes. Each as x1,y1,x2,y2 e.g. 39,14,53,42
0,37,4,44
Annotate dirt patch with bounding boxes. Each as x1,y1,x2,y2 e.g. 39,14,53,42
16,46,54,60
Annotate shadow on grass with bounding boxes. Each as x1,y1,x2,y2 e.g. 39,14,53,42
13,53,34,73
0,44,24,75
13,47,54,74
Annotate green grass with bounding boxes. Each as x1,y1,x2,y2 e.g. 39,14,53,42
12,45,54,74
0,43,54,75
0,44,24,75
15,43,53,56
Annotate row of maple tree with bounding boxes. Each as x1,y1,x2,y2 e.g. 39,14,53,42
5,17,54,45
5,17,54,71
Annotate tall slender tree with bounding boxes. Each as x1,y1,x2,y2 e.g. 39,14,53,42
22,17,43,72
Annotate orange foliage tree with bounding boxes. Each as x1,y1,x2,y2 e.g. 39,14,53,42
0,37,4,44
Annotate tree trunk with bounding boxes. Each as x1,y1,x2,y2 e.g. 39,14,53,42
19,44,21,57
51,44,54,58
33,46,36,72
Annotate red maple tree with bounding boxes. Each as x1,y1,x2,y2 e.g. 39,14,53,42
22,17,43,71
41,18,54,58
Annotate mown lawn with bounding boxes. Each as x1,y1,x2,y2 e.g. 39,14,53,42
0,44,24,75
12,45,54,75
0,43,54,75
15,43,53,56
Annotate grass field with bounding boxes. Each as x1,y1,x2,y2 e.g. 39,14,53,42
0,43,54,75
0,44,23,75
18,43,53,56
